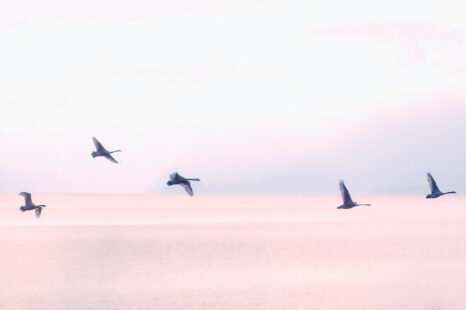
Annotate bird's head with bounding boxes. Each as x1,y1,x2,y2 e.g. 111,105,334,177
91,151,98,158
167,180,174,186
426,194,432,199
19,192,29,197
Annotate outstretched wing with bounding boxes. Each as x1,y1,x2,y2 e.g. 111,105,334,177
35,207,42,218
19,192,32,206
180,182,193,196
427,173,440,194
170,172,186,182
92,137,108,153
339,180,353,204
104,154,119,163
169,172,179,180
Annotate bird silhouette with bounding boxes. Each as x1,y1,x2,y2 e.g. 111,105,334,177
337,180,371,209
19,192,46,218
425,172,456,199
167,172,200,196
91,137,121,163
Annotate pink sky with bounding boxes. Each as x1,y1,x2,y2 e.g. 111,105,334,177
0,0,465,193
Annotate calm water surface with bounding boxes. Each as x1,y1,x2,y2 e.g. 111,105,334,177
1,194,465,309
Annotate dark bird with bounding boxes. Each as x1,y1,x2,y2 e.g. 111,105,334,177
425,172,456,199
167,172,200,196
337,180,371,209
91,137,121,163
19,192,46,218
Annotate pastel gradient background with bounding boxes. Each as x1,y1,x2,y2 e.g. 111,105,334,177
1,0,465,194
2,2,466,310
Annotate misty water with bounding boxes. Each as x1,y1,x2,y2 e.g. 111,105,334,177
1,194,465,309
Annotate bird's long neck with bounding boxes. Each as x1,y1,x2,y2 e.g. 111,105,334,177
37,205,46,208
187,178,200,181
110,150,121,153
358,203,371,206
444,191,456,195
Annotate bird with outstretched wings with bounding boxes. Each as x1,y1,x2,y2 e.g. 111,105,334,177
168,172,197,196
92,137,119,163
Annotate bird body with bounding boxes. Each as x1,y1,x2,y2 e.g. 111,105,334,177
91,137,121,163
167,172,200,196
426,172,456,199
19,192,46,218
337,180,371,209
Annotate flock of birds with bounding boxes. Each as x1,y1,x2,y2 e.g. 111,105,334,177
18,137,457,218
338,173,456,209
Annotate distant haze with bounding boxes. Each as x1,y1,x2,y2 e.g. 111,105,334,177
1,0,465,193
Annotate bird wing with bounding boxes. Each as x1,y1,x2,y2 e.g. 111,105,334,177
104,153,119,163
427,173,440,193
339,180,353,204
35,207,42,218
93,137,108,153
170,172,183,181
180,182,194,196
20,192,33,206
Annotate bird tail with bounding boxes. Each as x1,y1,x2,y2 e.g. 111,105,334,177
20,206,26,212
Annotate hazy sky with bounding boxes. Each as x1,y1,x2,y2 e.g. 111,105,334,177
1,0,465,194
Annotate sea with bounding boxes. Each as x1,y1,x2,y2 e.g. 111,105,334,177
1,194,465,309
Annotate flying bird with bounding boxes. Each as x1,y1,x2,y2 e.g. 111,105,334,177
19,192,46,218
425,172,456,199
91,137,121,163
167,172,201,196
337,180,371,209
